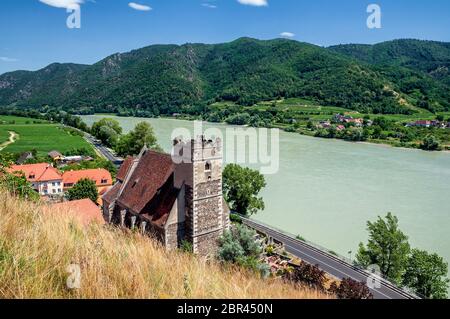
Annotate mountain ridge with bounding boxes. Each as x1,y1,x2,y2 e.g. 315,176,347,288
1,38,449,114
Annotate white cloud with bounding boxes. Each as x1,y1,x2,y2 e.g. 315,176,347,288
280,32,295,38
202,3,217,9
128,2,152,11
0,57,18,63
39,0,84,10
237,0,268,6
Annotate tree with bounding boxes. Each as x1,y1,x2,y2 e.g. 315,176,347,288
115,122,162,157
67,178,98,203
222,164,266,216
356,213,410,285
329,278,373,299
218,224,262,263
0,153,15,168
286,262,327,291
402,249,449,299
91,118,122,137
98,125,119,147
91,118,122,147
218,224,265,274
420,135,441,151
0,172,40,201
436,115,444,122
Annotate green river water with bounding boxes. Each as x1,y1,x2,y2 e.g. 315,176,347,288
82,115,450,269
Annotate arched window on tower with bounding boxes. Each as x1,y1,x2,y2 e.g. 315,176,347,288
205,161,212,172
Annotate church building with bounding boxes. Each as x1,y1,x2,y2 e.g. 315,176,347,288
102,136,230,256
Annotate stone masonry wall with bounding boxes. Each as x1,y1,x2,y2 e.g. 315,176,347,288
194,229,223,257
194,196,223,235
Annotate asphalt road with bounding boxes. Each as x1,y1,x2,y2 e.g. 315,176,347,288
84,134,124,167
242,217,418,300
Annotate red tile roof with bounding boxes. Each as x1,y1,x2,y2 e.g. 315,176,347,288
117,151,175,214
102,182,121,204
62,169,112,187
9,163,62,182
51,199,105,226
116,156,134,181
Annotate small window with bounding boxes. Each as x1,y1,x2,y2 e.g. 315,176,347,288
101,179,108,184
29,174,35,179
205,162,212,172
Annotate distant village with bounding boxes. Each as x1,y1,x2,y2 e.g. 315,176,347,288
6,149,113,225
316,113,450,131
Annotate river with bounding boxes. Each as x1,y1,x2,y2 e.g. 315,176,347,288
82,115,450,268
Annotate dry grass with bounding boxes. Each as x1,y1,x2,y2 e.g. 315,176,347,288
0,191,329,299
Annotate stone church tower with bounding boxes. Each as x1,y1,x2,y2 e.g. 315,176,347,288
174,136,230,256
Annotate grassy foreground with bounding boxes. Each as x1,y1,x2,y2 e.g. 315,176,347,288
0,191,327,299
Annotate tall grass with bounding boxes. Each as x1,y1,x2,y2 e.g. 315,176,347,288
0,191,328,299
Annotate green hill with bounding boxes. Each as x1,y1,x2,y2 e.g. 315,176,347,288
1,38,449,115
329,39,450,112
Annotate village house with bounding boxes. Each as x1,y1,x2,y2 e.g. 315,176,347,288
48,150,63,162
8,163,63,197
332,114,364,127
62,168,113,205
406,120,449,129
102,137,230,257
317,120,331,129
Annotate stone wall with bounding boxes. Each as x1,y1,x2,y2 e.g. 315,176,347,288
195,181,221,198
194,196,223,234
194,229,223,257
165,222,185,250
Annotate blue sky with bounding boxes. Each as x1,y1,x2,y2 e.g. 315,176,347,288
0,0,449,74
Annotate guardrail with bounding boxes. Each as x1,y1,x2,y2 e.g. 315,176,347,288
237,214,422,299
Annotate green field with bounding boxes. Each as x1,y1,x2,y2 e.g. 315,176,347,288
0,115,49,125
0,116,93,156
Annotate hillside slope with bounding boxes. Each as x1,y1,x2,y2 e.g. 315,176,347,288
1,38,449,114
329,39,450,112
0,191,326,299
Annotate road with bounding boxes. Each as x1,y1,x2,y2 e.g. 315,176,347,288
241,217,419,300
84,134,124,167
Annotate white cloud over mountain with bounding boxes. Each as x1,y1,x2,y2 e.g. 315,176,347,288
237,0,268,6
280,32,295,38
128,2,152,11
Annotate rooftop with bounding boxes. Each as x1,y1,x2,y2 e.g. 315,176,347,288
51,199,104,226
62,169,113,187
9,163,62,182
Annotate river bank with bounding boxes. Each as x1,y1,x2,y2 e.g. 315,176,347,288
92,113,450,152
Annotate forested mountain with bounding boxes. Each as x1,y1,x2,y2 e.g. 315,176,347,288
329,39,450,112
1,38,449,115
